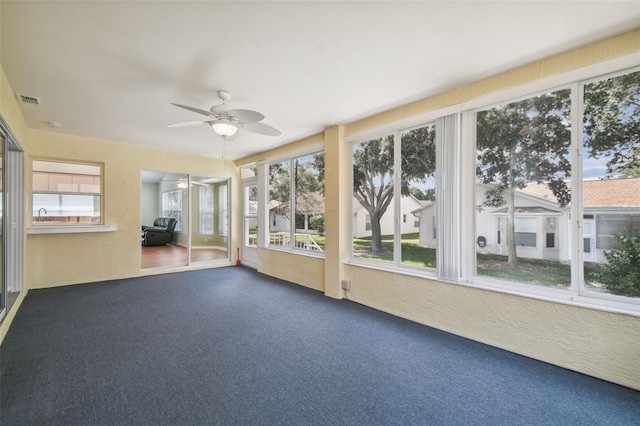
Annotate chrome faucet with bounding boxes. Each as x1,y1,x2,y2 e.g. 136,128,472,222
38,207,47,218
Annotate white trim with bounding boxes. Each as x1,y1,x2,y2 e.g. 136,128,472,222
255,143,324,167
344,105,461,144
28,224,118,234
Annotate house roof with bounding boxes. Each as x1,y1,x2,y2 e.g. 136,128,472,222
521,177,640,207
270,192,325,213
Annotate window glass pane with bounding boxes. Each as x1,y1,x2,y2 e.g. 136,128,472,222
162,190,182,232
269,161,291,249
32,160,101,224
243,184,258,249
293,153,325,252
217,184,228,236
241,165,257,179
244,185,258,216
245,217,258,248
475,89,571,288
352,135,395,262
546,217,557,248
583,70,640,299
199,186,214,235
400,124,436,269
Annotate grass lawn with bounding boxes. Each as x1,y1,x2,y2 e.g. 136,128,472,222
353,233,600,288
353,233,436,268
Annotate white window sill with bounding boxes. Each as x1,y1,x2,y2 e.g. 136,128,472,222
27,225,118,234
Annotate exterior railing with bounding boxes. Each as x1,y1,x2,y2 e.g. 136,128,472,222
268,232,323,252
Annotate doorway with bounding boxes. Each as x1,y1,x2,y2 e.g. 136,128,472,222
141,170,229,270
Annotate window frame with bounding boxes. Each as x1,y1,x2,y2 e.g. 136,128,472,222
31,159,103,226
346,54,640,316
466,67,640,314
264,149,325,257
349,122,438,275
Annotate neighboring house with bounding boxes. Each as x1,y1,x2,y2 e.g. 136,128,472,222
412,177,640,263
352,194,425,238
269,192,325,234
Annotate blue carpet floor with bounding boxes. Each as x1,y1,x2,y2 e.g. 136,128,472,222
1,266,639,425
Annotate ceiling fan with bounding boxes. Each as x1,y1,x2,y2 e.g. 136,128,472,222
169,90,281,140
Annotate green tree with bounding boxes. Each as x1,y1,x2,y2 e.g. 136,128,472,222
409,187,435,201
269,155,325,229
269,162,290,220
353,126,435,253
476,89,572,265
583,71,640,178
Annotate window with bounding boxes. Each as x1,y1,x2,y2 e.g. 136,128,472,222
514,218,537,248
475,88,571,288
199,186,214,235
351,123,436,270
545,217,557,249
243,183,258,248
352,134,395,263
269,160,291,249
432,216,436,240
32,160,101,225
162,190,182,232
345,65,639,312
401,125,436,268
596,215,640,250
268,152,325,253
217,183,228,236
582,70,640,298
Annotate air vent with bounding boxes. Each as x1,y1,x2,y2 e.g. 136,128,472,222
16,93,41,105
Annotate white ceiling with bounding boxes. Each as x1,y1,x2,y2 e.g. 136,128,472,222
2,1,639,161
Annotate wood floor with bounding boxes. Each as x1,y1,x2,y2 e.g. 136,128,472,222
141,244,228,269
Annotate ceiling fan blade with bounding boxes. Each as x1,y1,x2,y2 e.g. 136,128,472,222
243,122,281,136
228,108,264,123
171,103,216,117
167,120,210,128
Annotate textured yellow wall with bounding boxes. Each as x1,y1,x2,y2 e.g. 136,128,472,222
26,129,239,288
258,249,324,292
344,265,640,390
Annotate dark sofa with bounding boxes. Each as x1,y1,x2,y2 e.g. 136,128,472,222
142,217,177,246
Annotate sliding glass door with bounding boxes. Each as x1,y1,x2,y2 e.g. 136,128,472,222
141,170,229,270
0,117,25,320
0,134,5,318
190,176,229,263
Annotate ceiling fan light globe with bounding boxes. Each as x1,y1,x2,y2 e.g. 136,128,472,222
211,120,238,137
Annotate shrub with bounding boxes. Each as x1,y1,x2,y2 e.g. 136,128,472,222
309,215,325,235
596,234,640,298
